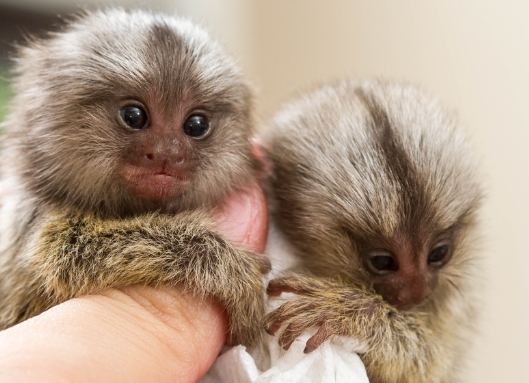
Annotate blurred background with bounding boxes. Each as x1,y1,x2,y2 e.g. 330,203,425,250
0,1,527,382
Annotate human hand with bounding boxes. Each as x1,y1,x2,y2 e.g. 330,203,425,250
0,185,268,383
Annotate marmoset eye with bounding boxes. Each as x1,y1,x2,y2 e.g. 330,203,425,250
367,251,398,274
120,106,148,130
183,114,210,137
428,245,449,264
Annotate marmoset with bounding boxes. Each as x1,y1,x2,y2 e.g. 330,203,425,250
261,80,482,382
0,8,269,346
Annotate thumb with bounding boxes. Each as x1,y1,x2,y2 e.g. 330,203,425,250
213,185,268,253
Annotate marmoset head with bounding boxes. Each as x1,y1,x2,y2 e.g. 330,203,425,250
263,80,482,311
4,9,255,216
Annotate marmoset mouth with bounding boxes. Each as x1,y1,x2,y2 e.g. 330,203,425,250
120,165,191,202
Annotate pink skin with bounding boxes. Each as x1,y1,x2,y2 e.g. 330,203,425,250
120,162,191,201
214,185,268,253
0,185,268,383
120,108,196,202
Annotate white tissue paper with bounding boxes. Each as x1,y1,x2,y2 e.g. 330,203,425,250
200,331,369,383
199,224,370,383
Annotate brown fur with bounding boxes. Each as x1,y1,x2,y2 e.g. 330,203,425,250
261,79,482,382
0,9,269,346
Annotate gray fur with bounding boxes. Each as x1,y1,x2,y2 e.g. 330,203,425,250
262,79,482,382
0,9,268,346
3,8,255,217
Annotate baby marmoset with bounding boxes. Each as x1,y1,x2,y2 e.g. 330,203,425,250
0,9,269,346
261,80,482,382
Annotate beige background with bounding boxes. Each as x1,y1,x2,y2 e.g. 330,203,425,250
2,1,528,382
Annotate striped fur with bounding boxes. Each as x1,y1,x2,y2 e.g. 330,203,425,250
0,9,268,346
262,79,483,382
